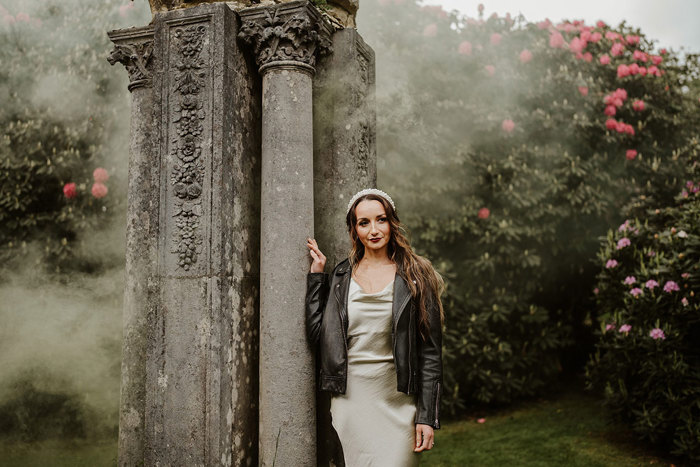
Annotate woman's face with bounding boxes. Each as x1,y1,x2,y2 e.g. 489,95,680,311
354,199,391,254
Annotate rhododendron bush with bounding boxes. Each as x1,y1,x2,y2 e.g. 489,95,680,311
0,1,143,274
357,1,700,412
586,180,700,461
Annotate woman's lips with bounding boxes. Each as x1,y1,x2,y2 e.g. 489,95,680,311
370,238,381,242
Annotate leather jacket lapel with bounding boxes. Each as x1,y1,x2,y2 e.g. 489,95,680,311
393,274,412,328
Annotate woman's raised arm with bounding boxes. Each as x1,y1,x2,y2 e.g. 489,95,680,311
305,238,328,345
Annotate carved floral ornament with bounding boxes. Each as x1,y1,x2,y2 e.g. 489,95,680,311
238,5,332,71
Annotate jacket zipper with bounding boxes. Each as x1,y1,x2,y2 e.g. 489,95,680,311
334,283,348,389
434,381,440,426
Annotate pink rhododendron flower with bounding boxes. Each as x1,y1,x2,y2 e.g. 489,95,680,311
490,33,502,45
618,220,630,232
590,32,602,42
617,64,630,78
605,31,619,41
578,86,589,96
626,34,640,45
619,324,631,333
569,37,586,54
599,54,611,65
682,190,689,198
614,88,628,100
583,52,593,62
624,276,636,285
606,259,618,269
605,323,616,331
626,149,637,160
638,66,647,76
93,167,109,182
478,208,490,219
632,100,645,111
633,50,648,62
423,23,438,37
477,418,486,424
605,119,618,130
593,287,600,295
604,105,616,116
628,63,640,75
663,281,680,293
458,41,473,56
617,237,631,249
682,297,689,306
549,31,565,49
484,65,495,76
682,273,690,279
501,119,515,132
648,250,656,257
537,19,552,30
645,279,659,289
519,49,533,63
580,30,591,42
91,182,108,199
611,42,624,57
596,20,607,29
649,328,665,340
647,65,660,76
630,288,643,297
660,48,668,55
63,182,77,199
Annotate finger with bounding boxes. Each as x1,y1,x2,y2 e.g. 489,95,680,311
309,249,319,260
414,426,421,451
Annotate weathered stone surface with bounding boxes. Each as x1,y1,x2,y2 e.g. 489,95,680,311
107,24,156,467
109,3,261,465
147,0,358,28
238,0,333,71
238,2,333,465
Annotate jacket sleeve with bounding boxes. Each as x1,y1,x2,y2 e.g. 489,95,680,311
415,291,443,429
305,272,330,346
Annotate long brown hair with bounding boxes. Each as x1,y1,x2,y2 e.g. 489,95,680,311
346,193,445,339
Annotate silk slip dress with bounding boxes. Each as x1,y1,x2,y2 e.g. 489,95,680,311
330,276,418,467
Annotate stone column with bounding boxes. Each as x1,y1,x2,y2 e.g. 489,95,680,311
107,25,156,467
108,3,262,465
238,2,332,465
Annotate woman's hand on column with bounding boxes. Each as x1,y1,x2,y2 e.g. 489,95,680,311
414,424,434,452
306,238,326,273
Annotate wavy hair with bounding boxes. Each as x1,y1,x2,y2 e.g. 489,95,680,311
346,193,445,339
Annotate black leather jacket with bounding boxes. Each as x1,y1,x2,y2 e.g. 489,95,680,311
305,258,443,429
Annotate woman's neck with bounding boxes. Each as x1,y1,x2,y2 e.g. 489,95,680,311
360,248,393,266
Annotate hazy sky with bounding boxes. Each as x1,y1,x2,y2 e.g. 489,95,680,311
422,0,700,53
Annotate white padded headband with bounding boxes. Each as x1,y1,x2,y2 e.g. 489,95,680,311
346,188,396,215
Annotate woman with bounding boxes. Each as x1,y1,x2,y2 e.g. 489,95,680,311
305,188,445,466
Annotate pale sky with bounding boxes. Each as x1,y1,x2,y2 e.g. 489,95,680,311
421,0,700,53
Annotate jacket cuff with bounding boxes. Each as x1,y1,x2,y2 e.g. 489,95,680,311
415,379,441,429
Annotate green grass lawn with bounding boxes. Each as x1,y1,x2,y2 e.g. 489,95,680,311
419,389,680,467
0,389,682,466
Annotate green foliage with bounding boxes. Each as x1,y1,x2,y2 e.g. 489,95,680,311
356,0,700,412
585,169,700,461
0,0,149,273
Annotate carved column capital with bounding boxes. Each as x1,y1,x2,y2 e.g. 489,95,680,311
107,26,155,92
238,0,333,74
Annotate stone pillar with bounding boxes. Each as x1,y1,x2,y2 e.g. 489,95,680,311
108,3,262,465
238,2,332,465
107,25,156,467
